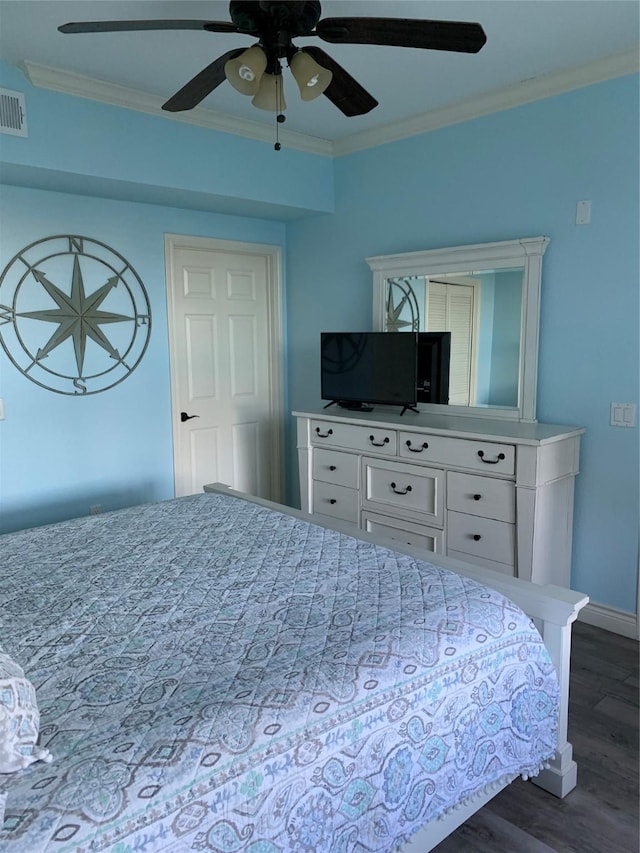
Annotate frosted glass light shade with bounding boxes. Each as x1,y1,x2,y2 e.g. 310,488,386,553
251,73,287,111
290,51,332,101
225,46,267,95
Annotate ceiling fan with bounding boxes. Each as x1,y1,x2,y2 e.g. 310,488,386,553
58,1,486,120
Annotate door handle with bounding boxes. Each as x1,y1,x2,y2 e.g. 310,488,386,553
180,412,200,423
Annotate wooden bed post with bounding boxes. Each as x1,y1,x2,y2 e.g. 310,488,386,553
532,618,579,797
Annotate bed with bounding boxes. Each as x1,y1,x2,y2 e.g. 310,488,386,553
0,484,588,853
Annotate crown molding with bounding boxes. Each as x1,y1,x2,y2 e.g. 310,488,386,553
333,48,640,157
19,60,334,157
20,48,639,160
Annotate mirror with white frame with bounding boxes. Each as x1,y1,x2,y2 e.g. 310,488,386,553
367,237,549,422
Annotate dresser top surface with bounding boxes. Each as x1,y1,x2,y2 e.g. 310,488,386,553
293,408,585,446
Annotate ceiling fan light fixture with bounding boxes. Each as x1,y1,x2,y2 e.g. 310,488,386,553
289,50,332,101
251,71,287,112
224,45,267,95
58,5,487,119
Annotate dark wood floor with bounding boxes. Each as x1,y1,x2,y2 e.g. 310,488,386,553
433,621,639,853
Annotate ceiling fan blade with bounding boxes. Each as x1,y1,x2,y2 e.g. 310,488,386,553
300,46,377,117
58,19,240,35
162,48,245,112
316,17,487,54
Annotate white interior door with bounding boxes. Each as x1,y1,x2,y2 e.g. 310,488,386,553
165,235,283,500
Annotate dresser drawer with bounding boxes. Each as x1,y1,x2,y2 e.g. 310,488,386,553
447,471,515,523
311,420,397,455
362,511,444,554
313,448,359,488
399,432,515,476
312,481,359,524
361,457,444,525
447,510,515,566
447,550,515,577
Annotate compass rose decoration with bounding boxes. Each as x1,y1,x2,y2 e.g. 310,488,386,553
0,235,151,395
385,277,421,333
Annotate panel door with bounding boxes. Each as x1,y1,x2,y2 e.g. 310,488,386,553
167,238,282,499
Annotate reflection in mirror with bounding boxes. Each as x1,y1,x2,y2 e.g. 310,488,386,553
384,268,524,408
368,237,550,422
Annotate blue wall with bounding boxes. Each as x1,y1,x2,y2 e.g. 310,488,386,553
489,269,522,406
0,60,333,533
287,74,639,613
0,63,334,219
476,274,495,404
0,185,288,533
1,59,638,617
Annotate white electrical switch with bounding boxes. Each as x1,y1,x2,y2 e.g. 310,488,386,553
576,200,591,225
610,402,636,427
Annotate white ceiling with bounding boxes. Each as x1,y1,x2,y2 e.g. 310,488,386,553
0,0,638,145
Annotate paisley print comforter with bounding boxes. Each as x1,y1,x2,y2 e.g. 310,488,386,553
0,493,559,852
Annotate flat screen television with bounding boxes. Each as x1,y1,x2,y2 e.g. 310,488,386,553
321,332,418,414
417,331,451,404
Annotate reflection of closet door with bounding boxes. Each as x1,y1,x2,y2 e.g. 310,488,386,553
426,280,478,406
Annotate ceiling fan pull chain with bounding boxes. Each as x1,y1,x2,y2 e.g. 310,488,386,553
274,72,285,151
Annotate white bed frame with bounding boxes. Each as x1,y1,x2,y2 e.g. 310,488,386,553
205,484,589,852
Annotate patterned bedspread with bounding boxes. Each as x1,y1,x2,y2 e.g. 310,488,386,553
0,493,558,853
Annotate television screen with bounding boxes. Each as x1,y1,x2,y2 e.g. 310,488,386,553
321,332,417,409
417,331,451,404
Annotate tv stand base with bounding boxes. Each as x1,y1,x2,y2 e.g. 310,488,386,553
324,401,374,412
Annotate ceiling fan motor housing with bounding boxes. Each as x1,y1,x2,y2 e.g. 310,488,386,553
230,1,322,39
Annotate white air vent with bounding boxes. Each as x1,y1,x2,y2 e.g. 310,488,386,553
0,88,27,136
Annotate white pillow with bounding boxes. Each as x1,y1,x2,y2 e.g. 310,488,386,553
0,649,52,775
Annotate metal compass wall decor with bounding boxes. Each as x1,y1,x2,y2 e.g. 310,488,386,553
0,235,151,395
385,277,421,332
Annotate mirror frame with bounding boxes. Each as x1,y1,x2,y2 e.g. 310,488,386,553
367,236,550,422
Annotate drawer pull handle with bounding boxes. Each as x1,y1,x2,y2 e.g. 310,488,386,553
473,493,482,501
390,482,412,495
406,440,428,453
329,498,337,505
316,427,333,438
369,435,390,447
329,465,337,471
473,534,482,541
477,450,506,464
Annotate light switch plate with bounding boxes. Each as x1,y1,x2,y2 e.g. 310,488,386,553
576,200,592,225
610,402,636,427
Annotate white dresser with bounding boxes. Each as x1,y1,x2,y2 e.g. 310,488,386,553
294,409,584,587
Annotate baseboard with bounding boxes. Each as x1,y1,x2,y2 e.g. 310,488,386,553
578,601,638,640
